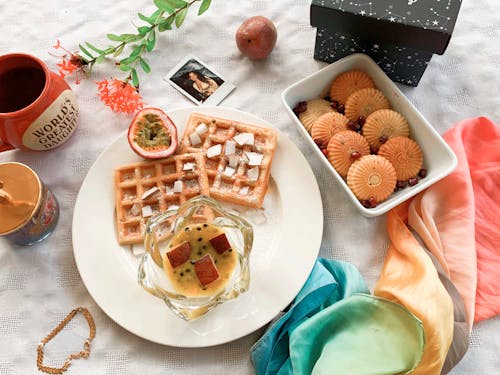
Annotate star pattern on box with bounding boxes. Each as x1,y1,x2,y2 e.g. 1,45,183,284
315,0,462,32
314,28,432,86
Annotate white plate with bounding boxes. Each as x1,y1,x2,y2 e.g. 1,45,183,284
281,54,457,217
72,106,323,347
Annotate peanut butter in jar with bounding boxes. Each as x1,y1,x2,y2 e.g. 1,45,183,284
0,162,59,245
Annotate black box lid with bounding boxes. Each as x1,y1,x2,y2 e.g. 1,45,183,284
310,0,461,54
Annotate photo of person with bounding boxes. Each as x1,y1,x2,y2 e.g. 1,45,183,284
168,57,226,103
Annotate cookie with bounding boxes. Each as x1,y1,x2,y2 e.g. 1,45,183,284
344,88,390,121
329,70,375,104
347,155,397,203
298,98,335,134
327,130,370,177
311,112,350,147
362,109,410,151
378,136,423,181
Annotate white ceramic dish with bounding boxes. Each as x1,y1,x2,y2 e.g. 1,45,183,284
281,53,457,217
72,106,323,347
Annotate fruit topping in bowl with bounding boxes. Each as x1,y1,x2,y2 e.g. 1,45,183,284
128,107,178,159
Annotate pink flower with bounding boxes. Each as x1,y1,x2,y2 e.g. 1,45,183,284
96,78,144,114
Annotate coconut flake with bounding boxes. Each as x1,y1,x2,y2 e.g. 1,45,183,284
245,152,264,166
142,205,153,218
141,186,159,200
207,144,222,158
130,203,141,216
183,162,196,171
173,180,183,193
239,186,249,195
228,154,239,168
247,166,259,181
195,123,208,135
223,166,236,177
225,140,236,155
233,132,255,146
189,132,202,146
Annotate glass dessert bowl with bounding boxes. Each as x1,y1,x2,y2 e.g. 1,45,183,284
138,195,253,321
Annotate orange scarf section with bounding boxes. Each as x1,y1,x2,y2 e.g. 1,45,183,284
375,202,454,375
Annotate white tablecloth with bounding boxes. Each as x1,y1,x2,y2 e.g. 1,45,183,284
1,0,498,374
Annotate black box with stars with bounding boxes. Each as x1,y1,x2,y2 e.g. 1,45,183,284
310,0,462,86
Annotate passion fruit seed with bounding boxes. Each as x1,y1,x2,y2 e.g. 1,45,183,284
134,116,171,149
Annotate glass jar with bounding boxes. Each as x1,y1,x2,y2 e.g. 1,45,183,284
138,195,253,320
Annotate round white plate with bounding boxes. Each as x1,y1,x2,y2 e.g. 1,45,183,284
72,106,323,347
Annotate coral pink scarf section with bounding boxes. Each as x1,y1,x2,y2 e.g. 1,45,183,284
409,117,500,324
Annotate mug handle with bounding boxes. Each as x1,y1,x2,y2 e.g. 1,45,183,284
0,140,15,152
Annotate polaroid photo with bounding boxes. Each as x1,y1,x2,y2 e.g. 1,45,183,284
165,55,235,106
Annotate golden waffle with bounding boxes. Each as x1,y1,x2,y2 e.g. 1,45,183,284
179,113,278,208
113,153,210,245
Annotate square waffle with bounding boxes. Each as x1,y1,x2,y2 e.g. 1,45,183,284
178,113,278,208
113,153,210,245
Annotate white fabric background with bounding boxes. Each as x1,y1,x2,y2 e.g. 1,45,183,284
0,0,498,374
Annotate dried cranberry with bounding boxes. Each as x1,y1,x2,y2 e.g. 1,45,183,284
321,148,328,156
350,151,361,160
324,95,331,102
408,177,418,186
418,168,427,178
337,104,345,114
396,180,407,189
314,138,324,148
292,101,307,115
347,120,357,131
368,196,377,208
357,116,366,126
361,200,371,208
379,135,389,144
331,101,338,110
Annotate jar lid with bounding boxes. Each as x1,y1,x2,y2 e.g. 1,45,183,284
0,162,41,234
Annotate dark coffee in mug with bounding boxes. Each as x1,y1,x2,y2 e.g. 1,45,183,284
0,67,46,113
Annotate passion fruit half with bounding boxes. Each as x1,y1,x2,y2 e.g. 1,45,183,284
127,107,178,159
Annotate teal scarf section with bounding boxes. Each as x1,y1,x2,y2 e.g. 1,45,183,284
251,258,425,375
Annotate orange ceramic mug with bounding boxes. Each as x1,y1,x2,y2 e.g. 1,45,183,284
0,53,79,152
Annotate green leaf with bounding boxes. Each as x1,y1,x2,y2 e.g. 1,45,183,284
120,33,143,43
167,0,187,7
113,43,125,57
154,0,175,13
95,55,106,64
78,44,94,59
130,45,144,58
138,26,151,36
131,69,140,88
146,31,156,52
175,7,187,28
198,0,211,15
107,33,123,42
119,63,133,71
120,55,139,65
158,15,175,31
139,57,151,73
85,42,105,54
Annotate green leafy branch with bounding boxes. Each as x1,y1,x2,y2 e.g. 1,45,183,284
77,0,212,88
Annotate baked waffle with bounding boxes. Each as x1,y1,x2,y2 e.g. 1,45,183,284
114,153,210,245
178,113,278,208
